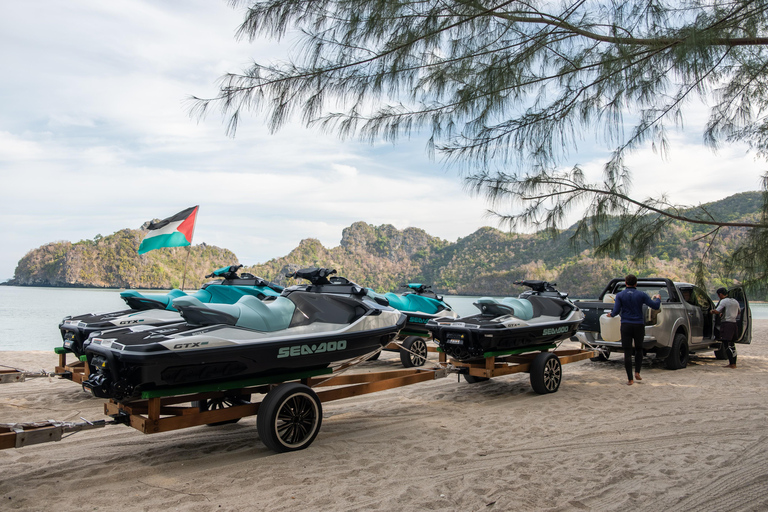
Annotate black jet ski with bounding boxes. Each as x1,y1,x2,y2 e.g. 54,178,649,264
82,268,406,400
59,265,283,357
428,283,584,361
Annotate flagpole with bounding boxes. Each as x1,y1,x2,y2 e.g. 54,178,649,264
180,246,192,291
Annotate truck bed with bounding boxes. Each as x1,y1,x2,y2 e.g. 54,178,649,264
574,301,614,332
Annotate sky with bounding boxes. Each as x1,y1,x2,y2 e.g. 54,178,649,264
1,1,766,281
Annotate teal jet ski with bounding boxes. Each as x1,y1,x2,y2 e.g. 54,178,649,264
367,283,458,367
59,265,283,357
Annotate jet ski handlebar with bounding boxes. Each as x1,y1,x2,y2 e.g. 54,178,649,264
514,280,557,293
288,267,338,285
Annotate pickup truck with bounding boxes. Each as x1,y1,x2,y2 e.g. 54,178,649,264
572,278,752,369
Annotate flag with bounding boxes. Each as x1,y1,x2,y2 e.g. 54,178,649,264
138,206,199,255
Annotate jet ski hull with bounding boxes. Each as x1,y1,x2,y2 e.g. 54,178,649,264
429,295,584,361
430,316,583,361
83,313,405,400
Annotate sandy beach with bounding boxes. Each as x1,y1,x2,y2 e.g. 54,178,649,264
1,321,767,511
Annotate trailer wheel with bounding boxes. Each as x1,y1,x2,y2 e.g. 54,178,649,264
530,352,562,394
400,336,428,367
463,374,490,384
665,333,689,370
367,350,381,360
257,383,322,453
192,394,250,426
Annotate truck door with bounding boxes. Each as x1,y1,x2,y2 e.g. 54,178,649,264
728,287,752,344
693,286,716,341
679,285,704,343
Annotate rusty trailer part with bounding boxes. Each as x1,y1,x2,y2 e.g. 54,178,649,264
0,419,113,450
0,368,55,384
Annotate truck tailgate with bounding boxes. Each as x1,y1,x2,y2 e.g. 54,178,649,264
575,301,614,332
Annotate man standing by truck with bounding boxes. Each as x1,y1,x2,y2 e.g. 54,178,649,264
711,287,739,369
607,274,662,385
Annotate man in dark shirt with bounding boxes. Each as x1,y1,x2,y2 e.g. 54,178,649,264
607,274,661,385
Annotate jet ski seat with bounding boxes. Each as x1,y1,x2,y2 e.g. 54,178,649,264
173,295,296,332
474,297,534,320
120,289,187,311
500,297,534,320
122,285,281,312
384,293,441,314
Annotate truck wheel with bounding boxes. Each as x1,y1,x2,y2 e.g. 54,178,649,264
530,352,562,394
714,345,727,360
399,336,428,367
665,333,689,370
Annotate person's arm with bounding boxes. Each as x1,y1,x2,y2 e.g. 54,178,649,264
643,293,662,310
608,294,621,317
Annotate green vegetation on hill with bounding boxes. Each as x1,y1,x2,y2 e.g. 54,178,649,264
9,228,237,289
9,192,757,296
246,194,755,298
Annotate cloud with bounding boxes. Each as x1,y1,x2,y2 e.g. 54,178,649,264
0,0,764,281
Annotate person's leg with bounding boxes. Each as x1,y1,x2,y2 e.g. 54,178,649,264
632,324,644,380
722,322,738,368
620,324,634,384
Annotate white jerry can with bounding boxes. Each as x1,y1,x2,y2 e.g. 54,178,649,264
599,313,621,342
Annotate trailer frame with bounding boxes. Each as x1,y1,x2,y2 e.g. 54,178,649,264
439,344,597,393
2,364,446,453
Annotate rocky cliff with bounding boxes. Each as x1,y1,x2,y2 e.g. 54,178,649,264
8,192,757,296
9,228,237,289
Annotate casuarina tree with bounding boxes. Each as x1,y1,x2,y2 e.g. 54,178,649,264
193,0,768,289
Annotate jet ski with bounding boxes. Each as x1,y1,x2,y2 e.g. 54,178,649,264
81,268,406,400
428,283,584,362
365,283,458,366
59,265,283,357
367,283,458,335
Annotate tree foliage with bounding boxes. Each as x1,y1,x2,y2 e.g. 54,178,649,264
194,0,768,289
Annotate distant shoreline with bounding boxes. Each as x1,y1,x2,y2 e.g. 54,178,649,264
0,283,765,304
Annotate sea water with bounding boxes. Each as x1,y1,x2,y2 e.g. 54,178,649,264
0,286,765,352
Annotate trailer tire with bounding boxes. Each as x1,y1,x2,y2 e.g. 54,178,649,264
530,352,562,394
665,333,689,370
367,350,381,360
257,383,322,453
400,336,428,367
463,374,490,384
192,394,250,426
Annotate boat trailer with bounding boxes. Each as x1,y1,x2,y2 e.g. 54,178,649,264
2,345,595,453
